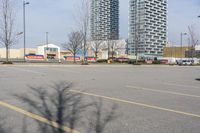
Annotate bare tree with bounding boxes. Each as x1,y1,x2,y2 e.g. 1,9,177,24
106,40,111,60
63,31,83,63
103,39,125,59
75,0,90,64
91,40,103,59
188,25,199,58
125,39,129,56
109,40,125,58
104,33,121,60
188,25,199,48
0,0,18,63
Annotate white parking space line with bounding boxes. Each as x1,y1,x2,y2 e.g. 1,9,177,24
126,85,200,98
46,67,80,74
163,82,200,89
70,89,200,118
7,67,45,75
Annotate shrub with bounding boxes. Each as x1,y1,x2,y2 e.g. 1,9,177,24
137,60,146,64
108,57,117,61
81,62,89,65
133,63,142,65
128,59,145,65
115,58,129,63
96,59,108,63
152,60,161,64
128,59,136,64
2,61,13,64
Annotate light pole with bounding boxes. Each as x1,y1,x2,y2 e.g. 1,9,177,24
46,32,49,47
23,1,30,62
180,32,187,61
46,32,49,60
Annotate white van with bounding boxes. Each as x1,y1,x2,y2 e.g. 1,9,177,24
179,60,193,65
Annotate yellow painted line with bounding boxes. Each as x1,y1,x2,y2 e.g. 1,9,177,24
164,82,200,89
126,85,200,98
0,101,80,133
70,89,200,118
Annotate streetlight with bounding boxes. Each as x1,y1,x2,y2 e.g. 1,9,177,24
23,1,30,62
46,32,49,46
46,32,49,60
180,32,187,61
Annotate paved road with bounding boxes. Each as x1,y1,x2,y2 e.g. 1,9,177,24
0,65,200,133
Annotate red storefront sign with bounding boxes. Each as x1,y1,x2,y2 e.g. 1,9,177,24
26,55,44,60
87,57,97,62
66,56,80,61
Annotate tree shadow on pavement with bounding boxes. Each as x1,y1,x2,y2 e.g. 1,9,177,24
0,116,7,133
0,114,15,133
195,78,200,81
87,98,118,133
15,81,119,133
15,82,88,133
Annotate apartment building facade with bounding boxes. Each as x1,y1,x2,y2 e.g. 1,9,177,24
91,0,119,40
128,0,167,57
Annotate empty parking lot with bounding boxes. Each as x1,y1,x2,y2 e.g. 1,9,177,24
0,64,200,133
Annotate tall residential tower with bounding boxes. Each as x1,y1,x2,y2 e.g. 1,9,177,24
91,0,119,40
128,0,167,57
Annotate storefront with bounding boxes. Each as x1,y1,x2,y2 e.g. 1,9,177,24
37,44,61,60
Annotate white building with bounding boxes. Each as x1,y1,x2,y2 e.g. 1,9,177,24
37,44,61,59
88,39,127,59
195,45,200,50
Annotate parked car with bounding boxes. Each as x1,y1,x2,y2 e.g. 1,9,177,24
178,60,194,65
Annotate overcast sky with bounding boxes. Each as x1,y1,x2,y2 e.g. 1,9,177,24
14,0,200,48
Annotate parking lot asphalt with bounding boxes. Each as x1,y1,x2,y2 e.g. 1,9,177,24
0,65,200,133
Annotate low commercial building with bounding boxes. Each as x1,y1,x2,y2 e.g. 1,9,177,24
37,44,61,59
163,46,192,58
185,50,200,58
185,45,200,58
0,44,61,60
60,50,73,59
0,41,128,61
0,48,37,59
164,45,200,59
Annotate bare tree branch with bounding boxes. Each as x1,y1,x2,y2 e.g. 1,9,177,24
87,99,118,133
110,40,125,58
0,0,18,62
90,40,104,59
14,82,119,133
188,25,199,48
74,0,90,64
15,82,91,133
